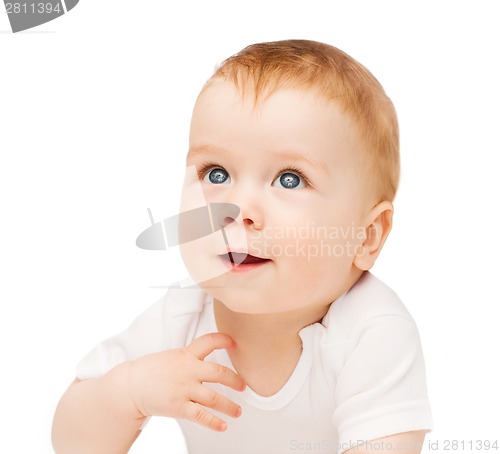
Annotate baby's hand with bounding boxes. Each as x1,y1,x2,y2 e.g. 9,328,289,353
127,333,245,431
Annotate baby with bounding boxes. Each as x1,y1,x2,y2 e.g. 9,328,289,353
52,40,433,453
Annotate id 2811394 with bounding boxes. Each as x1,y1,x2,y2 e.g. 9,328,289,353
5,2,62,14
428,439,499,451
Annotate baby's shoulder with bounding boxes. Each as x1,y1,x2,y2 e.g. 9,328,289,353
316,273,422,378
321,272,413,342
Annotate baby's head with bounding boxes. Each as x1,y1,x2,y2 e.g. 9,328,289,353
181,40,399,315
202,39,399,203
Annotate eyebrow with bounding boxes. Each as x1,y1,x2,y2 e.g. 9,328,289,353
186,144,224,161
273,150,330,174
187,145,329,174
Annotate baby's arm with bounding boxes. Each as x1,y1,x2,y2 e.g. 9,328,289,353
52,333,245,454
344,430,427,453
52,362,144,454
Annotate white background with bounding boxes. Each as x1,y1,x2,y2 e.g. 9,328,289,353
1,1,499,452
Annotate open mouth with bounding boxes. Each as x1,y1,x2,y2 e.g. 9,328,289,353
220,252,271,268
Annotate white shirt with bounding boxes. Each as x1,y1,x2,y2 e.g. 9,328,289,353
77,272,433,453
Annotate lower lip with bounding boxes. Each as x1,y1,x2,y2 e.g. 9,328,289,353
219,256,271,272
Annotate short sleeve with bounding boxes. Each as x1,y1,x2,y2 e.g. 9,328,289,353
332,315,433,452
75,297,167,380
75,287,208,380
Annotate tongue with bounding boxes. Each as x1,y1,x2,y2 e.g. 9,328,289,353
230,253,266,265
242,254,266,264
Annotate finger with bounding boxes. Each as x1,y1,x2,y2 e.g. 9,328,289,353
191,385,242,418
201,361,246,392
185,333,236,360
182,401,228,432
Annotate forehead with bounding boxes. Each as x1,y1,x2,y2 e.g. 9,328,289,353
190,79,362,159
194,77,336,116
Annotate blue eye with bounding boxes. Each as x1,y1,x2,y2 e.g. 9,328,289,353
204,168,230,184
273,172,305,189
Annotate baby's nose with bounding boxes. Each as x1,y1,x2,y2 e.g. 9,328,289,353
219,183,265,230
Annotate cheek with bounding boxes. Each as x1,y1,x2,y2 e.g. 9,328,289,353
260,208,365,300
277,237,357,279
273,241,357,310
258,204,365,261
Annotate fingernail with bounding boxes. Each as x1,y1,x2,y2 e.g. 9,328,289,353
235,407,242,417
220,422,227,431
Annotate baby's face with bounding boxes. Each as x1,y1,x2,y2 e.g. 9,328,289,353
181,79,371,316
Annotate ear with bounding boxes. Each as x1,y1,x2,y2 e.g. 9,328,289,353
353,201,394,271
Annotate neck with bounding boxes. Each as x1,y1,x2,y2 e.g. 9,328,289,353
213,299,328,348
213,301,329,396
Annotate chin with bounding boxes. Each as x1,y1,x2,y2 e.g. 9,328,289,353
203,286,258,313
207,283,304,315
